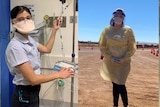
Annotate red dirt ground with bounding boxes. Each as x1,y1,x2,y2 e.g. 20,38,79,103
78,45,158,107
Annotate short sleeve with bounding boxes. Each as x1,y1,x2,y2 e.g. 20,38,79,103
6,45,29,67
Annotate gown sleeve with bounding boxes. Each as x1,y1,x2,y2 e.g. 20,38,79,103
98,27,111,57
124,28,136,58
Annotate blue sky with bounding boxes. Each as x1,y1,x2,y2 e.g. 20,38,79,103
78,0,159,43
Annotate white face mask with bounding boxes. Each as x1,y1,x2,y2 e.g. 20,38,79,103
113,17,123,25
13,19,35,34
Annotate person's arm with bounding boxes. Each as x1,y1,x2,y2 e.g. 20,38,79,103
98,27,111,57
124,28,136,58
38,18,59,53
113,28,136,64
16,62,74,86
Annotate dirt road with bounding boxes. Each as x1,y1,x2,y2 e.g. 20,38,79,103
78,46,158,107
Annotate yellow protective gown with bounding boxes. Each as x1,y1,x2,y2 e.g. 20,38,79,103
99,26,136,85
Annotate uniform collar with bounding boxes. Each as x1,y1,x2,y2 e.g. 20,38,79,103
14,32,32,44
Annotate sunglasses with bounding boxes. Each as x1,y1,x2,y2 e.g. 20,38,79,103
114,14,124,18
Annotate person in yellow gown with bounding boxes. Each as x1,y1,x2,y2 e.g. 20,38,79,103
99,8,136,107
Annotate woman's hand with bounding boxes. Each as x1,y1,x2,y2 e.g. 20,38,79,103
53,17,62,30
111,56,125,64
58,67,75,79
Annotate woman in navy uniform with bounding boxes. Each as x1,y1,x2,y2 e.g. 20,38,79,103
6,6,75,107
